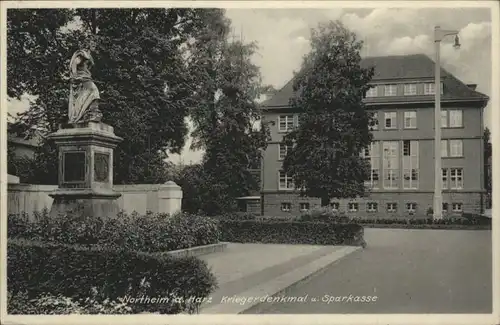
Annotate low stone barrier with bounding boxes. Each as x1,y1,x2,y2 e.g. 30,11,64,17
164,242,229,258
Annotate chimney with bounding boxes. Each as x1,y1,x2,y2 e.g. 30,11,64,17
467,84,477,90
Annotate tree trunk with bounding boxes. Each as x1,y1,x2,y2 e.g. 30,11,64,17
321,196,330,207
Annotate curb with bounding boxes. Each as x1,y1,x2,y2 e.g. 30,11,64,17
250,246,363,304
163,242,229,258
241,246,363,314
199,246,362,314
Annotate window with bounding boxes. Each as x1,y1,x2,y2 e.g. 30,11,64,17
366,86,378,98
348,202,359,212
441,140,448,157
370,112,379,131
441,110,463,128
278,143,293,160
330,202,340,211
384,84,397,96
387,203,397,213
442,202,449,212
442,168,448,189
424,82,443,95
402,140,411,156
404,111,417,129
384,112,397,129
450,168,463,189
385,171,398,188
406,202,417,214
449,140,463,157
404,83,417,96
278,115,297,132
383,141,399,189
299,202,310,212
442,139,463,158
449,110,463,128
441,111,448,128
367,202,378,212
370,169,380,189
363,141,380,189
281,202,291,212
452,203,463,212
403,140,419,189
279,171,294,190
403,167,419,189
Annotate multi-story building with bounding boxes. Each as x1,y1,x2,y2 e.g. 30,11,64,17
254,54,489,217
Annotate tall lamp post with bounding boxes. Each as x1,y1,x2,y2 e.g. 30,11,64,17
433,26,461,219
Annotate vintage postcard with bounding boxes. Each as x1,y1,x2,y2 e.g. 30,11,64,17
0,1,498,325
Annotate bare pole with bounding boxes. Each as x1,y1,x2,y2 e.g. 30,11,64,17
433,26,443,220
433,26,460,220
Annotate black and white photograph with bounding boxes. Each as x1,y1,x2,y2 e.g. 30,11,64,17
1,1,498,323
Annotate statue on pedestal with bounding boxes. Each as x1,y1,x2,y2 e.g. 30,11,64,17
48,50,123,220
68,50,102,124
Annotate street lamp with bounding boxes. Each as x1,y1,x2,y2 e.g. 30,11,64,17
433,26,460,220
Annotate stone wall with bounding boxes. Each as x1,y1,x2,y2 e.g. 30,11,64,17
7,181,183,218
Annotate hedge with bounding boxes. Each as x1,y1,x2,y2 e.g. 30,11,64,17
8,210,220,253
219,220,365,246
8,238,218,314
295,207,492,227
341,216,491,226
361,223,491,230
249,213,491,228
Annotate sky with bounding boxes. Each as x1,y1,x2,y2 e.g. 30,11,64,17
7,6,494,165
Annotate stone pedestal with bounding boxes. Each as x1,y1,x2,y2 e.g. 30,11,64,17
158,181,183,215
48,121,123,219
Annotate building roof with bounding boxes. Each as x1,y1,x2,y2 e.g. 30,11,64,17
7,122,42,148
262,54,489,108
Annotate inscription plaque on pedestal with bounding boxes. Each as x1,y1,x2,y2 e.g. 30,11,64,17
94,152,110,182
63,152,86,182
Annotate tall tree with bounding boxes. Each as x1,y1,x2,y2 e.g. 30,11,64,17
484,127,492,208
185,13,270,215
172,163,206,214
282,20,375,206
7,9,85,184
7,8,227,184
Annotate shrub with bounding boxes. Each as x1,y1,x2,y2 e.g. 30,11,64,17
256,215,299,222
299,207,349,223
8,290,133,315
461,213,492,225
8,210,221,252
318,215,491,227
8,239,217,314
220,212,258,221
219,220,365,246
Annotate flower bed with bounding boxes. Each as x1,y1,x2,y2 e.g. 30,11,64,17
8,238,217,314
8,210,220,252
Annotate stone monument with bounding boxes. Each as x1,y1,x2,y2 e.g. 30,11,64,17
48,50,123,219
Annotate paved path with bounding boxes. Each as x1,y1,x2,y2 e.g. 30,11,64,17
199,243,357,313
244,228,492,314
199,243,329,285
